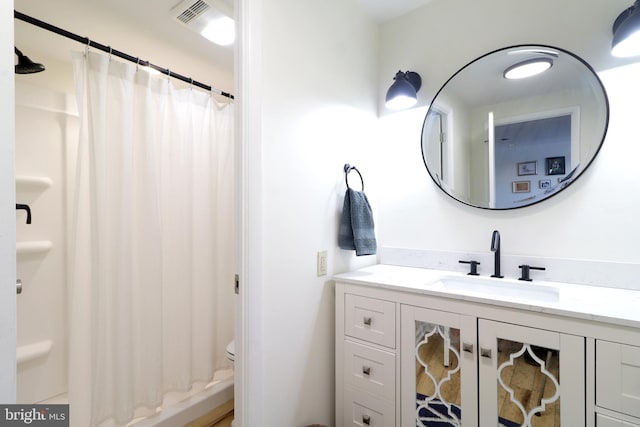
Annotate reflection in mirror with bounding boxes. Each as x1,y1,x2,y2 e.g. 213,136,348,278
422,45,609,209
415,321,462,426
497,339,560,427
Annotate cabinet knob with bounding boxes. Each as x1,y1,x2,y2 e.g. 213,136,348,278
362,366,371,376
363,317,372,326
463,342,474,353
480,347,492,359
362,414,371,425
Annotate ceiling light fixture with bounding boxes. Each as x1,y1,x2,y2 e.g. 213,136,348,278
385,70,422,110
612,0,640,57
201,16,235,46
507,48,559,57
503,58,553,80
172,0,235,46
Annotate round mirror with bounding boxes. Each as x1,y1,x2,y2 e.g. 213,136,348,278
422,45,609,209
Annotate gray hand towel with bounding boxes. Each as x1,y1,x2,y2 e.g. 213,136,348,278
338,188,377,256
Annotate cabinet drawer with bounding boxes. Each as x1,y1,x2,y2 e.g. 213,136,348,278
344,340,395,402
343,387,395,427
345,294,395,348
596,340,640,418
596,414,640,427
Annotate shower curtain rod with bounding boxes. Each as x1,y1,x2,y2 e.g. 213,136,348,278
14,10,234,100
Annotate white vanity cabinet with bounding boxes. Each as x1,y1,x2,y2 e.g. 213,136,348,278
335,266,640,427
336,282,586,427
335,265,640,427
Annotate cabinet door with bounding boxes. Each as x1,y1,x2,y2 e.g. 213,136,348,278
478,320,585,427
596,340,640,418
343,340,395,402
343,387,395,427
596,414,640,427
345,294,396,348
401,305,478,427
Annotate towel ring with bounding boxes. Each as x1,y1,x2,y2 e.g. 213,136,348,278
344,163,364,191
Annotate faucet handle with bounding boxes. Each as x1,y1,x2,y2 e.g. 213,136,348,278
518,265,546,281
459,260,480,276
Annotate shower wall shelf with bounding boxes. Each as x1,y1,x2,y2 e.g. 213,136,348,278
16,175,53,190
17,241,53,255
16,340,53,365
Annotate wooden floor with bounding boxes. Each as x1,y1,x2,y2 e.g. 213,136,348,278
416,335,560,426
211,413,234,427
185,399,234,427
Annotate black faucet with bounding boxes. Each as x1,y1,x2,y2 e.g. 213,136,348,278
16,204,31,224
490,230,503,278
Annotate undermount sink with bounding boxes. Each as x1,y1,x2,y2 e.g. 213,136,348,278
426,275,560,302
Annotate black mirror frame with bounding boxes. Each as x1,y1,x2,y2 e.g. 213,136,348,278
421,44,610,210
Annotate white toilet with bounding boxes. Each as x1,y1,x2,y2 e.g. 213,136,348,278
226,340,236,427
226,340,235,365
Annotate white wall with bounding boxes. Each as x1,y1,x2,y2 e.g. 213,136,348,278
245,0,380,424
379,0,635,115
0,0,17,403
378,0,640,267
244,0,640,424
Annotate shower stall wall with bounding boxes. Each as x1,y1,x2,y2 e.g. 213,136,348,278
15,81,77,403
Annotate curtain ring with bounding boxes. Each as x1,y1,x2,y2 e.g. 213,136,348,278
84,37,91,56
108,46,113,61
344,164,364,191
136,57,140,71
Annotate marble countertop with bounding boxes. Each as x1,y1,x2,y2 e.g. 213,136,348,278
334,264,640,329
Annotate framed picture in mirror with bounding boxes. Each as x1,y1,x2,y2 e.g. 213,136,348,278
512,181,531,193
517,161,537,176
539,179,552,189
546,156,566,175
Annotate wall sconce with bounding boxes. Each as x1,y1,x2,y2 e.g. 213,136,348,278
385,70,421,110
612,0,640,57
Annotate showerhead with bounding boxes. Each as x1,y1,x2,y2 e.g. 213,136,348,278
14,47,45,74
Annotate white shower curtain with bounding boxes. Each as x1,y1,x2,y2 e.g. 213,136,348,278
68,51,234,427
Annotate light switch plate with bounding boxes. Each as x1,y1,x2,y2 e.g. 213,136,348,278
317,250,328,277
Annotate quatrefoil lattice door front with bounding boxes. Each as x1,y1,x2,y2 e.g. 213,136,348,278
401,305,478,427
478,320,585,427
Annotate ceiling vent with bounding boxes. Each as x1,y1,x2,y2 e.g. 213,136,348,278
175,0,211,25
171,0,234,45
171,0,232,30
